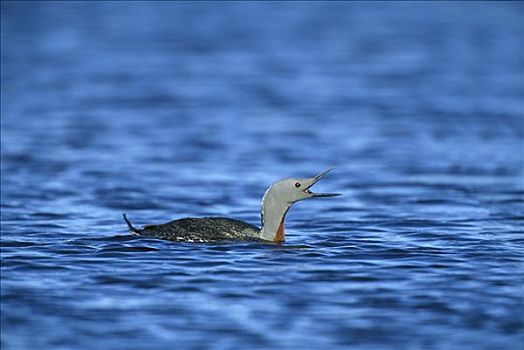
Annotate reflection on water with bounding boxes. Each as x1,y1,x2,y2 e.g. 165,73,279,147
1,2,523,350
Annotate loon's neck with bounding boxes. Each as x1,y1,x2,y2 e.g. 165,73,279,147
260,190,291,243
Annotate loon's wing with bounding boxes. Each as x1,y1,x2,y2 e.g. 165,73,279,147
139,217,260,242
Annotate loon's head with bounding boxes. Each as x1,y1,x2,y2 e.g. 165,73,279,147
260,168,340,242
263,168,340,204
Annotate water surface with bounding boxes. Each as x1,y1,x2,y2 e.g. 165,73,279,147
1,2,523,349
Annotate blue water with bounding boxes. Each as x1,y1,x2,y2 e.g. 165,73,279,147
1,2,523,349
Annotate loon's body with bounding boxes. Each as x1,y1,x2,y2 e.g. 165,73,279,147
123,169,339,243
125,216,260,243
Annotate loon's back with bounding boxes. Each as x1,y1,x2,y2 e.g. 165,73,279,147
130,216,261,243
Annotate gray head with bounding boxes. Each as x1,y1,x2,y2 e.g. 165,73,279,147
262,168,340,204
260,168,340,242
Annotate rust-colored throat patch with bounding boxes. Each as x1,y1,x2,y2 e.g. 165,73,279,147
274,218,286,243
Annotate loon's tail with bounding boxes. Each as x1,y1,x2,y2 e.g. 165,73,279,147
122,213,141,234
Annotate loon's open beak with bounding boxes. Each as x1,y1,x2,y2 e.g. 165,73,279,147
303,168,341,198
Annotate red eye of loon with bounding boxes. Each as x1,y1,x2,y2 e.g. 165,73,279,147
295,182,301,188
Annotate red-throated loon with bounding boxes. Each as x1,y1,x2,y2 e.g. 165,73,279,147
123,168,340,243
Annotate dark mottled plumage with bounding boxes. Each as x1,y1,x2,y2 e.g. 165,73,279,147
124,215,260,242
